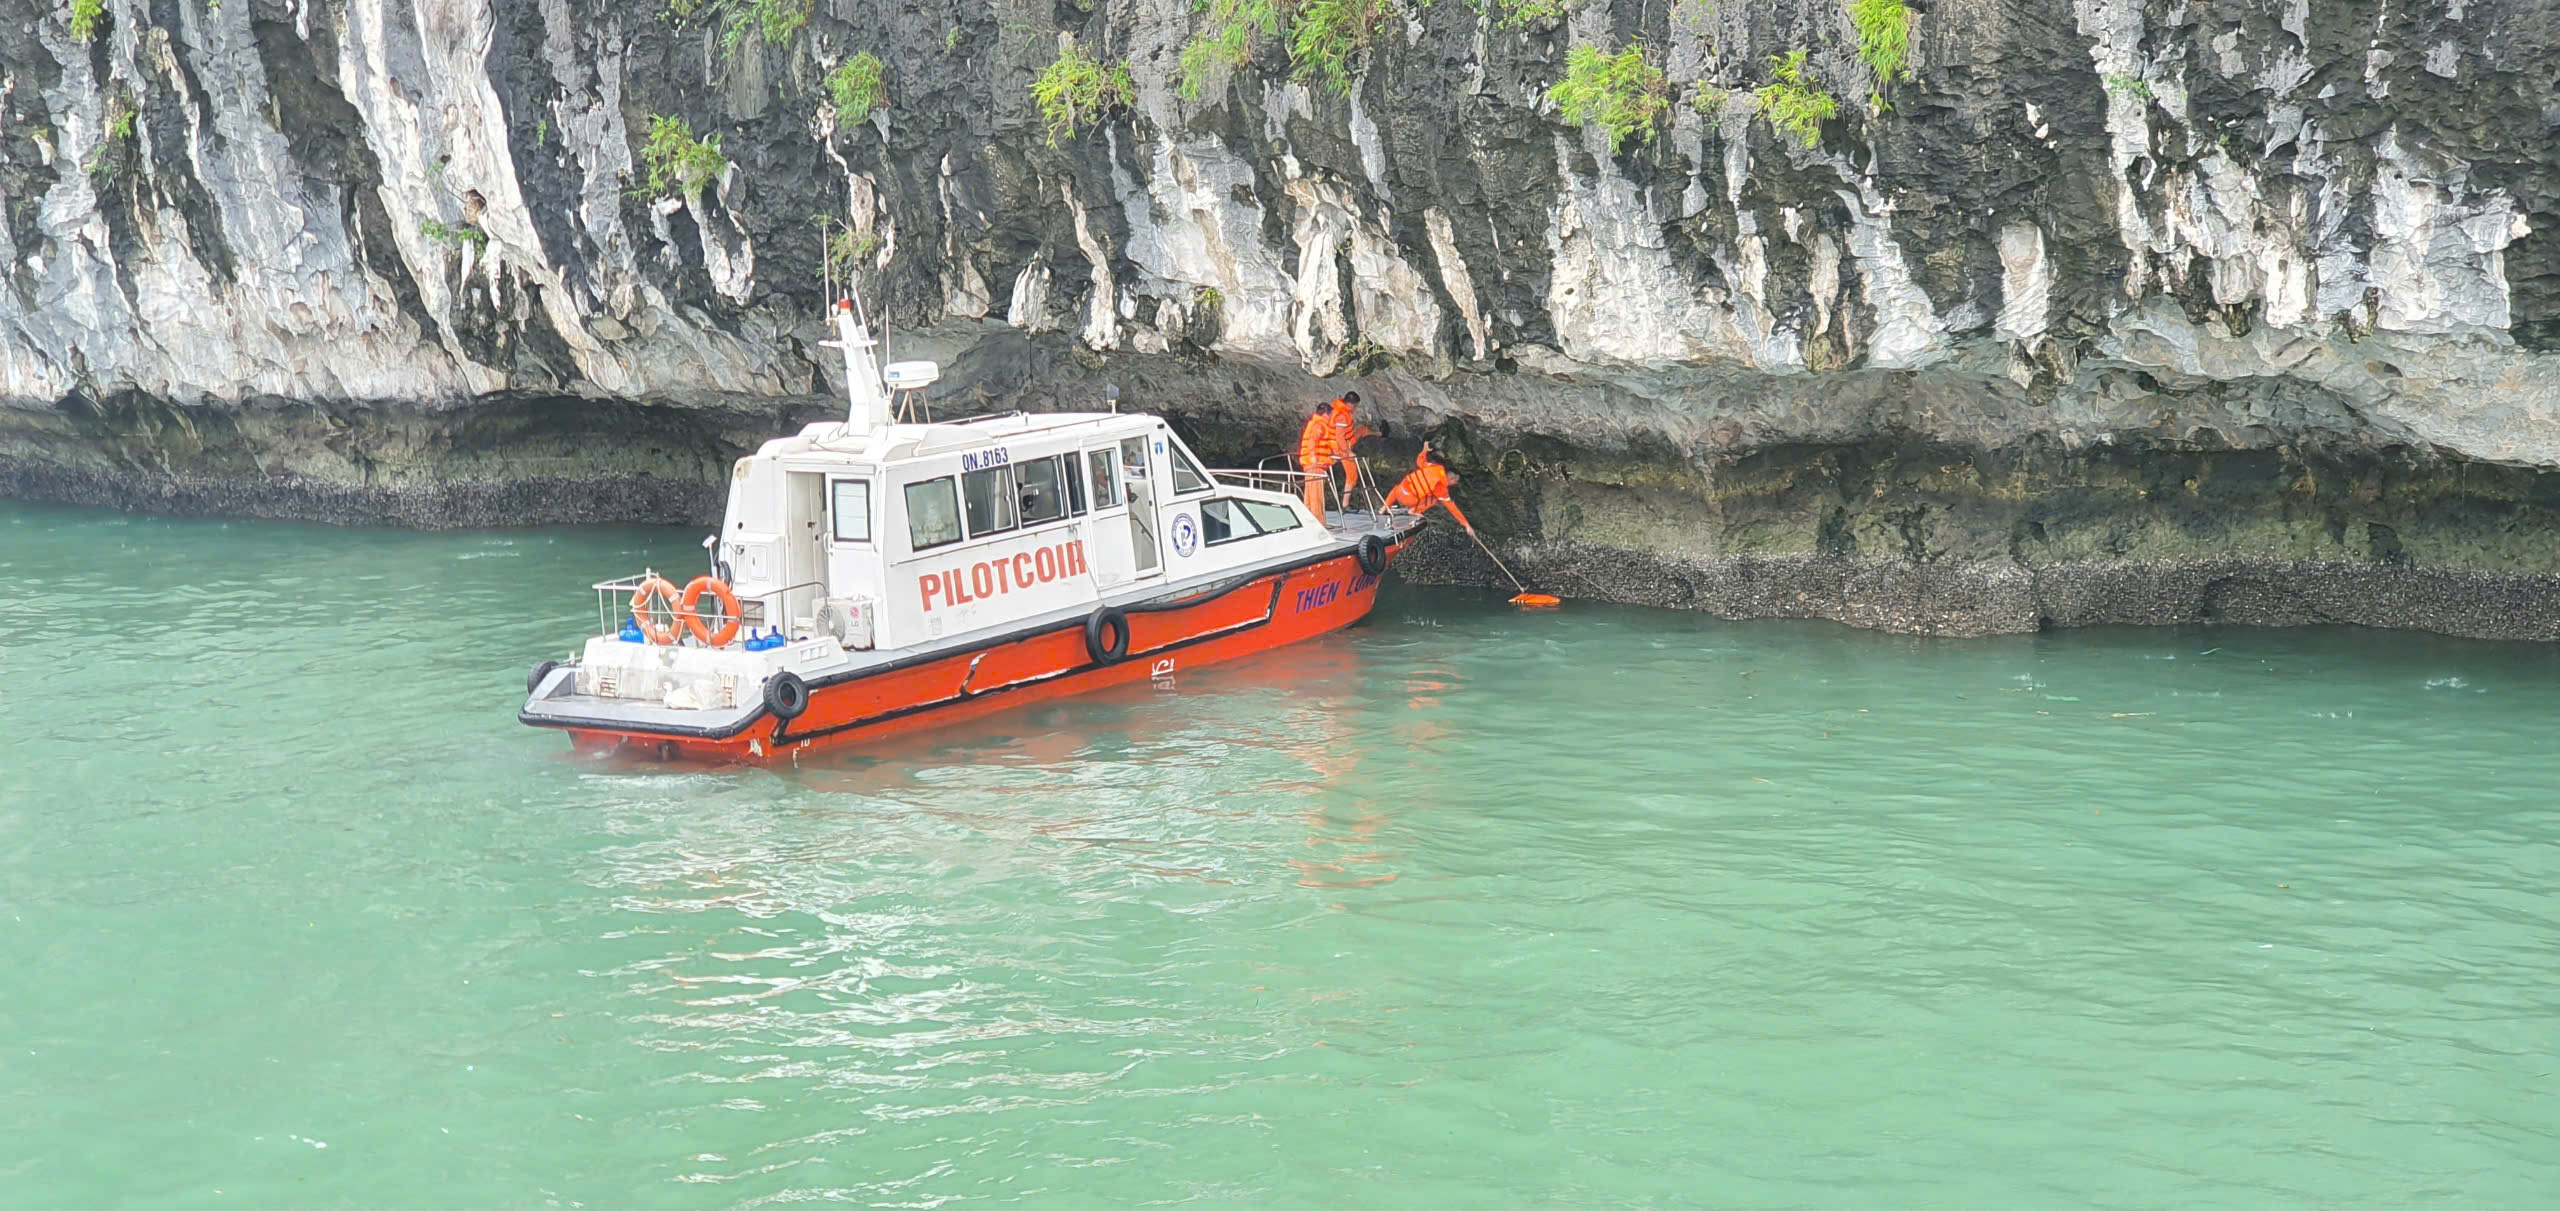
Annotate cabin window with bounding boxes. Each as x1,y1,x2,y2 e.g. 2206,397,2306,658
1200,499,1260,545
1168,441,1212,495
1017,456,1069,525
1063,455,1088,515
1119,436,1150,482
1086,449,1119,509
1237,500,1300,534
961,465,1018,537
905,478,962,551
830,479,871,543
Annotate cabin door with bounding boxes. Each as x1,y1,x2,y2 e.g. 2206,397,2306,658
821,475,879,599
779,472,827,628
1117,435,1163,579
1081,443,1160,588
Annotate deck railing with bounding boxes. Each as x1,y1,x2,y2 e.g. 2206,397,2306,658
1208,457,1320,496
592,573,824,643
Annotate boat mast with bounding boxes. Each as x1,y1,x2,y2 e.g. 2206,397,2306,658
828,296,894,436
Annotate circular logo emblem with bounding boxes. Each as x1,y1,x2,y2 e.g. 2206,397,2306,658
1171,513,1199,557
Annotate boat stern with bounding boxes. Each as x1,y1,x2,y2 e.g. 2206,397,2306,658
519,633,846,755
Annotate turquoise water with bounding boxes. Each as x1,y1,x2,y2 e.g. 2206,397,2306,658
6,500,2558,1208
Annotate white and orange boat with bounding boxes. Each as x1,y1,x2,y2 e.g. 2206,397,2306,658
520,296,1420,761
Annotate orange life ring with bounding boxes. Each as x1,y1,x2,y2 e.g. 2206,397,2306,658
680,576,743,647
630,574,683,645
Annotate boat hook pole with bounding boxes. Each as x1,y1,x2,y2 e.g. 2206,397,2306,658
1461,524,1530,595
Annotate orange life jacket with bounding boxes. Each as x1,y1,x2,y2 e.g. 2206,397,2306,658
1385,463,1444,511
1296,410,1339,470
1386,456,1469,529
1329,404,1372,489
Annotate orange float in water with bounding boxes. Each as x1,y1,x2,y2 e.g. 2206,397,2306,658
1510,593,1561,609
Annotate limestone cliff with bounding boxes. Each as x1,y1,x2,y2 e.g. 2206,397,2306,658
6,0,2560,637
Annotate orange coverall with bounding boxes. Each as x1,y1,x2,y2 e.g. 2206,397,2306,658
1296,407,1340,515
1329,402,1373,495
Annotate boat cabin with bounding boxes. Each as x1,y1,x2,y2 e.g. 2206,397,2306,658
719,408,1328,655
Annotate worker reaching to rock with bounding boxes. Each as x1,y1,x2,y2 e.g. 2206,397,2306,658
1382,445,1556,604
1385,445,1470,531
1383,445,1556,607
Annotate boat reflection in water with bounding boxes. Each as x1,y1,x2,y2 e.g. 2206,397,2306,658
626,633,1416,897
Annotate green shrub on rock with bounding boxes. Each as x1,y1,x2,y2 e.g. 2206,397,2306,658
1176,0,1398,100
1478,0,1568,27
1753,51,1836,149
829,53,886,125
1548,42,1672,154
1848,0,1913,94
667,0,810,57
639,115,728,195
1031,39,1136,147
1288,0,1398,95
420,219,490,249
827,227,880,277
1178,0,1278,101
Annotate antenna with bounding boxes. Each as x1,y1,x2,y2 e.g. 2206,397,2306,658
821,228,938,435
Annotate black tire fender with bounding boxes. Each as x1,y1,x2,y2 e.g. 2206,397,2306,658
764,671,810,720
1355,533,1390,577
1084,606,1131,665
527,659,560,696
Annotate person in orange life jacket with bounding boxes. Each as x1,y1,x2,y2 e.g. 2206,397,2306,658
1384,445,1471,531
1295,390,1364,516
1295,403,1336,515
1328,394,1374,496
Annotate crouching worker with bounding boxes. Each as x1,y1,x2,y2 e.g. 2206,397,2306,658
1385,446,1471,532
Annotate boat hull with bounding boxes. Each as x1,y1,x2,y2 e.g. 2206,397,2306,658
542,542,1401,762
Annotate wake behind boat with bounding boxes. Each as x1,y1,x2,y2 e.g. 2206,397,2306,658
519,295,1421,761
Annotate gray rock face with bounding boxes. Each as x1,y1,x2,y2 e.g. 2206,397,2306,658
6,0,2560,637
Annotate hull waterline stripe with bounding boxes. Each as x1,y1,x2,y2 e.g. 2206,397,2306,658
523,535,1402,744
767,577,1289,747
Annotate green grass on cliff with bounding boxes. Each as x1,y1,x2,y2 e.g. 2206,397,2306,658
667,0,810,55
419,219,490,250
1473,0,1568,26
1753,51,1836,149
1172,0,1583,99
827,227,880,277
828,53,886,125
1176,0,1276,102
69,0,104,42
84,91,135,177
1548,42,1672,154
1176,0,1398,100
1290,0,1399,95
1032,39,1137,146
639,115,728,195
1848,0,1912,88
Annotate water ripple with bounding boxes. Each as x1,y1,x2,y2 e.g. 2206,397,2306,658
7,505,2560,1207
